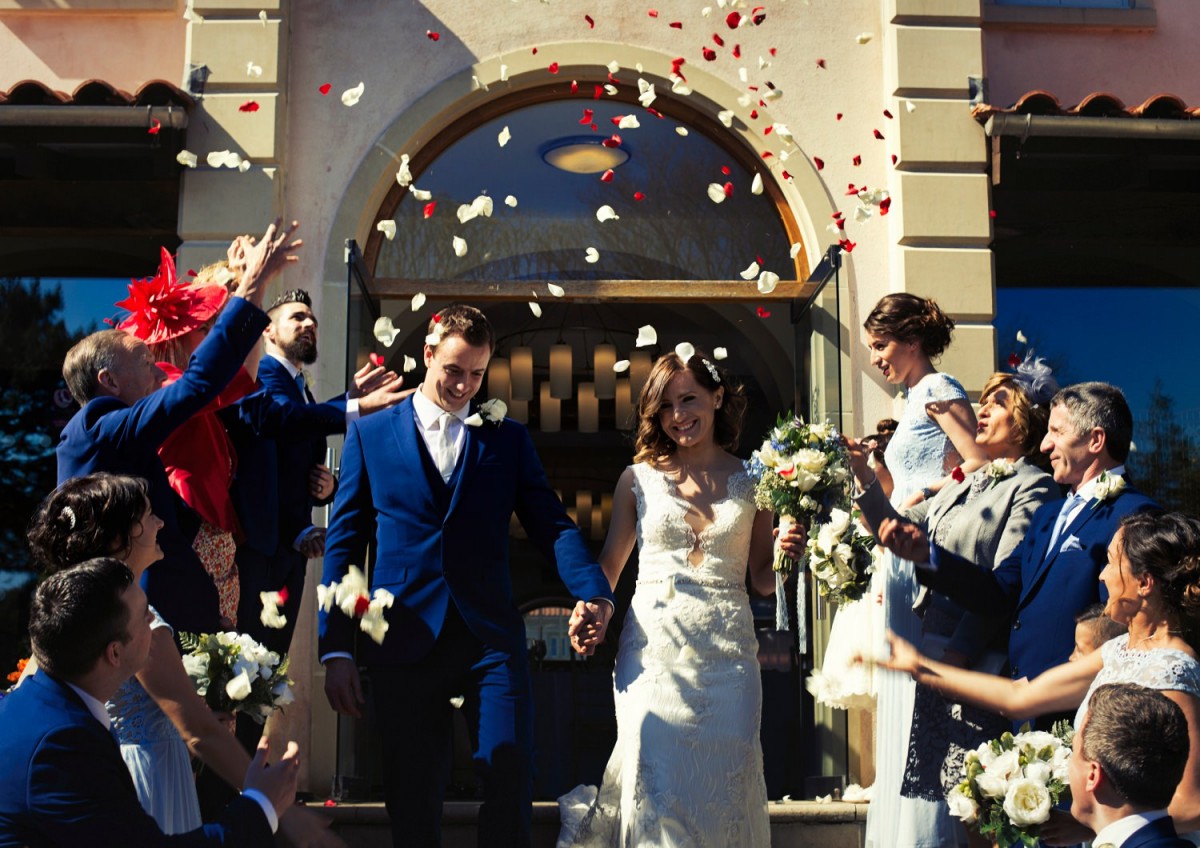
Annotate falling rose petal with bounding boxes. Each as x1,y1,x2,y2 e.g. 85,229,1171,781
570,80,579,94
701,6,712,17
757,271,780,294
148,118,162,135
670,57,687,78
733,44,741,58
852,155,862,166
377,220,397,241
713,347,728,360
259,9,268,24
675,127,689,136
396,154,412,187
836,112,843,121
855,32,874,44
456,195,494,223
369,352,384,367
403,355,417,372
739,261,760,280
739,67,749,84
891,154,898,165
526,301,543,318
341,81,365,107
545,283,566,299
602,134,621,148
706,183,727,204
423,201,437,219
600,169,614,182
723,182,734,197
854,205,872,223
498,126,511,147
772,123,795,145
702,47,717,62
585,247,600,263
813,156,825,170
669,21,682,28
580,108,594,125
880,197,892,215
426,30,440,41
638,80,657,108
319,83,332,95
648,8,658,16
675,342,696,362
409,186,432,201
816,58,826,69
670,77,690,96
770,47,777,56
717,109,734,128
239,100,260,112
1015,330,1028,345
373,317,400,346
874,129,885,140
635,325,657,347
607,61,620,74
505,195,518,207
498,64,509,82
789,243,802,259
713,33,725,47
548,62,559,74
614,359,631,372
1007,352,1022,368
453,236,468,257
752,6,766,25
883,109,894,119
177,150,198,168
756,306,771,319
532,47,538,54
905,100,917,113
721,165,731,175
633,191,645,201
751,173,764,195
781,170,793,182
725,10,742,28
207,150,243,168
596,205,620,222
247,61,263,77
990,209,997,219
617,114,640,129
412,292,427,312
472,76,489,92
585,14,595,27
604,84,618,96
838,238,857,253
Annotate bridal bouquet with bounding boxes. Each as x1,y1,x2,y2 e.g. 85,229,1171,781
179,631,294,724
806,508,876,605
946,721,1073,847
317,565,395,645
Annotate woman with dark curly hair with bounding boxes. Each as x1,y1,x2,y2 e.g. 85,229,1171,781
883,511,1200,844
559,348,805,846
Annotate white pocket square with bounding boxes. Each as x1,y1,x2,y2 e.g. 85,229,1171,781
1059,535,1083,552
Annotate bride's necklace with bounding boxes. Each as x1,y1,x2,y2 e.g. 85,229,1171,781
1131,627,1184,648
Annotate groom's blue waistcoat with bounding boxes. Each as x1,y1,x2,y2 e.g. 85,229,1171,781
318,397,613,665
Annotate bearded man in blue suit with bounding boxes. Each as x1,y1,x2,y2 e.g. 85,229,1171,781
319,304,614,848
880,382,1157,689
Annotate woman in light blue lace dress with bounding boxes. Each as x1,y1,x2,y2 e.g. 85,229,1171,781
26,474,336,843
883,511,1200,844
829,294,986,848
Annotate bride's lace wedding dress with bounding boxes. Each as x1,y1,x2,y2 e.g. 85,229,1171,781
558,463,770,847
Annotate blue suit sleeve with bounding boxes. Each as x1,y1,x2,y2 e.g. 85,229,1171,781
922,543,1023,616
221,391,347,441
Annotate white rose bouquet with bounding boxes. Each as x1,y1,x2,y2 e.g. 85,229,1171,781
806,507,876,605
946,721,1073,847
179,631,294,724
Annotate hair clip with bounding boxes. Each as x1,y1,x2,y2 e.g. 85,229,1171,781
701,358,721,384
61,506,77,530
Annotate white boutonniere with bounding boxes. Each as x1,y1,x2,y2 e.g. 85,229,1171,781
1091,471,1126,507
984,459,1017,487
465,398,507,427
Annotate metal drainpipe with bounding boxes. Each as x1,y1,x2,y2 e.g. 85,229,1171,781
0,104,188,128
985,112,1200,140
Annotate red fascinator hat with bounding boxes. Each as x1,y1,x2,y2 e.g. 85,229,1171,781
115,247,230,345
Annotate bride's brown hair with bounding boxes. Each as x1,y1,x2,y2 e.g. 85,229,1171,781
632,351,747,466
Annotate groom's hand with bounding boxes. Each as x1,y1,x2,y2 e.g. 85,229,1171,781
323,657,364,719
568,600,612,656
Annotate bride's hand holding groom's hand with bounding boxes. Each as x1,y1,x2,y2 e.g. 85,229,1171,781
568,600,613,656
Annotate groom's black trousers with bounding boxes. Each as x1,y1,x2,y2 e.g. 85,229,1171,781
370,602,534,848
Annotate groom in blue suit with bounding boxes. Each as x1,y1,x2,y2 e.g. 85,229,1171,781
320,305,615,847
881,382,1156,686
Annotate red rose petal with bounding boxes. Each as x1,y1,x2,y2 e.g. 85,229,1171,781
836,219,846,230
883,109,894,119
781,170,792,181
148,118,161,135
239,100,260,112
647,107,664,118
648,8,658,16
423,201,437,218
756,254,764,265
585,14,595,28
354,595,371,616
671,57,687,79
278,586,289,604
763,125,773,136
838,238,857,253
832,211,844,219
721,165,731,175
813,156,825,170
607,72,620,85
426,30,440,41
600,169,614,182
602,134,622,148
732,44,741,58
324,800,337,808
845,184,859,196
580,108,595,124
852,155,862,166
880,197,892,215
634,191,645,200
725,10,741,28
1008,352,1021,368
752,6,766,25
570,80,578,94
990,210,997,219
594,84,604,99
702,47,717,61
749,109,758,119
548,62,559,74
873,129,885,140
756,306,771,318
761,151,773,159
836,112,843,121
669,20,682,28
769,47,777,56
722,181,734,197
891,154,898,165
951,466,966,483
816,58,826,69
532,47,538,54
590,123,598,131
610,115,623,126
713,33,725,47
433,312,442,323
369,353,384,367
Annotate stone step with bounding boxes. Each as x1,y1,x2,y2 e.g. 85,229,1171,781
323,800,867,847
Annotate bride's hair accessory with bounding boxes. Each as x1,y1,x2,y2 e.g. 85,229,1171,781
61,506,76,530
1009,351,1057,408
701,358,721,384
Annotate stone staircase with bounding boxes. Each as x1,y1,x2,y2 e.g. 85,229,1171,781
323,800,867,847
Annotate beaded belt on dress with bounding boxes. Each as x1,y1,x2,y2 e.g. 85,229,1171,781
638,574,744,591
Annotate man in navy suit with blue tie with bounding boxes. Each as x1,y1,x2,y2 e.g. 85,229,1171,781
319,304,615,847
230,288,405,654
880,382,1157,685
0,557,299,847
1068,683,1193,847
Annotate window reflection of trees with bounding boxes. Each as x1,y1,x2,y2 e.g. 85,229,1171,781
373,98,796,283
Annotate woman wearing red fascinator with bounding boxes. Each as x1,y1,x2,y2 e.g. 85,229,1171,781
116,248,254,626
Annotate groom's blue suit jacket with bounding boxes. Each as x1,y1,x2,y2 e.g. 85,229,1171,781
919,484,1156,681
319,397,614,664
0,671,271,847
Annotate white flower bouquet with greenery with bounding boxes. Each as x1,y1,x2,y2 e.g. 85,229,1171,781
946,721,1073,847
179,631,294,724
806,507,876,605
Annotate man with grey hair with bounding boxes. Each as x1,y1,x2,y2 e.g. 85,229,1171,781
880,382,1156,709
1068,683,1192,847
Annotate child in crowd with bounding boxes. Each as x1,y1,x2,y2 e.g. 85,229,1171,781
1070,603,1128,662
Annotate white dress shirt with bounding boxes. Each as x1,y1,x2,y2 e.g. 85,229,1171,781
412,388,470,471
1091,809,1168,847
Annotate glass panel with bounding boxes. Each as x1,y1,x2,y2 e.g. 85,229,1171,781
374,99,796,282
996,285,1200,513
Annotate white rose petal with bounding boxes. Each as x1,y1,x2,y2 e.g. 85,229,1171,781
246,61,263,77
457,195,494,224
373,316,401,346
638,81,657,108
905,99,917,113
789,242,802,259
713,347,727,360
675,126,689,137
717,109,735,128
596,205,620,223
176,150,198,168
499,64,509,82
547,283,565,297
411,292,427,312
757,271,779,294
635,325,657,347
707,183,728,204
584,247,600,264
341,82,365,107
396,154,412,187
617,114,640,130
376,219,397,241
1016,329,1028,344
529,301,543,318
464,413,484,427
472,76,489,92
504,194,518,207
409,185,432,202
855,32,874,44
674,342,695,363
604,84,618,96
613,360,630,372
751,173,764,195
498,126,511,147
606,60,620,74
258,9,268,25
740,261,760,280
452,236,468,257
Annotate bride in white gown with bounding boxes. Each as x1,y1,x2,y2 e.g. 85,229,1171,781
559,348,805,847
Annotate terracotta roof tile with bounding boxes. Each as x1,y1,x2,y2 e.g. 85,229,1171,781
973,90,1198,123
0,79,193,109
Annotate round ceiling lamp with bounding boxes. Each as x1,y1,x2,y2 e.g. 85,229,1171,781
541,135,630,174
